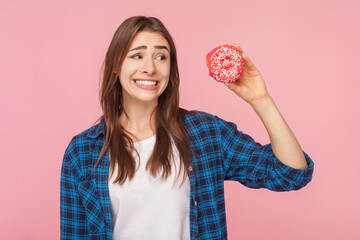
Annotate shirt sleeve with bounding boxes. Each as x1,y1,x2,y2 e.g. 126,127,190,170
216,116,314,192
60,138,89,239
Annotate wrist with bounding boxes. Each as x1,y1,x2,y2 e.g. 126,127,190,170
250,94,273,111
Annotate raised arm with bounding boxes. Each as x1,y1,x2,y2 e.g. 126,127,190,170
225,45,308,169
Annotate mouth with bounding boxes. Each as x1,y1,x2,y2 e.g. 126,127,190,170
134,79,158,86
133,79,159,90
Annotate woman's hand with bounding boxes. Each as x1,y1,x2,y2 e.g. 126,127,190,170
226,44,271,106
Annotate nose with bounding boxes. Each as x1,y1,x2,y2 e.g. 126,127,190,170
141,57,156,75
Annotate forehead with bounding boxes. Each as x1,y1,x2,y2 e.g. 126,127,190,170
130,31,169,49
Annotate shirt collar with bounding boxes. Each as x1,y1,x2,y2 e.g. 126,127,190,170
87,115,105,139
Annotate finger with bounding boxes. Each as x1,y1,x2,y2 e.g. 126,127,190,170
225,82,241,94
226,82,243,97
233,44,244,53
242,53,257,71
232,44,251,69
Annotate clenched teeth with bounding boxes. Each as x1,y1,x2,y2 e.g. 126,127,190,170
135,80,157,86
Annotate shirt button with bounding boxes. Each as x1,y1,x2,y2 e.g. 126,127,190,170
194,200,197,206
188,166,193,171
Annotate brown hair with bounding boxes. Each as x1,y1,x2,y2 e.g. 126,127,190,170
92,16,192,186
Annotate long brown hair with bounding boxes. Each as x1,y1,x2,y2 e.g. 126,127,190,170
92,16,192,186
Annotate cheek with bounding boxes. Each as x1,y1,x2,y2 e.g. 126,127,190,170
159,63,171,79
119,70,133,88
121,61,138,77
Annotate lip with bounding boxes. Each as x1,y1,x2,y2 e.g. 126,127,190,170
133,79,159,90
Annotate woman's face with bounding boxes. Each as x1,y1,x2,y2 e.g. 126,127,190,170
119,31,171,106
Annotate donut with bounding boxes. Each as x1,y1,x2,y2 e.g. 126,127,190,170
206,44,244,83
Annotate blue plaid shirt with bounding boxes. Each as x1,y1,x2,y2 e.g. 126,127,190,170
60,110,314,239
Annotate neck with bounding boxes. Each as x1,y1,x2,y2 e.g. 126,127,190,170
120,98,157,134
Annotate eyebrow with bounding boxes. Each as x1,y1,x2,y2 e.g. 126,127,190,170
129,45,169,52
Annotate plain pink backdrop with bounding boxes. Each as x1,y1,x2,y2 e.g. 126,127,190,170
1,0,359,239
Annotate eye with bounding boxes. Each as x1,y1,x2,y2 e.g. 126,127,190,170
130,54,142,59
157,55,168,60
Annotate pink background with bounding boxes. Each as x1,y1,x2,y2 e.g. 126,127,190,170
1,0,359,239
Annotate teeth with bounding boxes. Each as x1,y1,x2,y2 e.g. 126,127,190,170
135,80,157,86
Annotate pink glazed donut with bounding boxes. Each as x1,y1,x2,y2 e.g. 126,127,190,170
206,44,244,83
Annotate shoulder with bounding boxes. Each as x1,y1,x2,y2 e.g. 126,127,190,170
180,107,234,128
63,116,104,159
74,115,105,141
179,108,241,136
179,108,234,138
180,108,219,125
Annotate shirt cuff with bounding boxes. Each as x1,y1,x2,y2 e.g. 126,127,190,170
266,144,314,189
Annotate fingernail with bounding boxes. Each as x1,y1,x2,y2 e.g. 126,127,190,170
224,83,229,86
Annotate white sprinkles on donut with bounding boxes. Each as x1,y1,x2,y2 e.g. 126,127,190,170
208,45,244,83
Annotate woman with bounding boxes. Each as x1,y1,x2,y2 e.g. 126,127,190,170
60,16,314,240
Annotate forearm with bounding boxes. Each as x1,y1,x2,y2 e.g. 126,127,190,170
250,96,308,169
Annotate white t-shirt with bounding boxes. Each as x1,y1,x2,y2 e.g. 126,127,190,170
108,135,191,240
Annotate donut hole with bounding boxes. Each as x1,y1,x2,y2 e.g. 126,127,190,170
222,56,233,68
